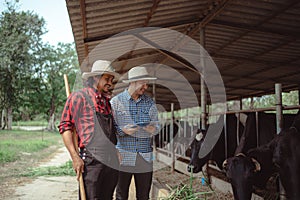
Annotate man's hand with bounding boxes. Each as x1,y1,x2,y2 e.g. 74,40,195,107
61,130,84,181
72,155,84,181
122,124,138,135
143,124,156,135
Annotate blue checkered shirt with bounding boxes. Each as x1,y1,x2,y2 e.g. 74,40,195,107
110,89,159,166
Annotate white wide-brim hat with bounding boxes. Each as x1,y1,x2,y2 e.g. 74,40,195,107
82,60,120,79
122,66,157,83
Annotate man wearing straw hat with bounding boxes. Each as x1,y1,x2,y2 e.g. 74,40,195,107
58,60,119,200
111,66,159,200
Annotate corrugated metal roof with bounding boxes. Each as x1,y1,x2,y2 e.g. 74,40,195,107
66,0,300,110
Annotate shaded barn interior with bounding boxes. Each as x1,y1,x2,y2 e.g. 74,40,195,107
65,0,300,198
66,0,300,110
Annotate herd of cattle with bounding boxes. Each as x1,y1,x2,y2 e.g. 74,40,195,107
187,111,300,200
157,111,300,200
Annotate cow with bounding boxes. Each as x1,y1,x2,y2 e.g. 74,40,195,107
223,112,298,200
267,114,300,200
187,113,245,173
223,146,275,200
235,112,295,154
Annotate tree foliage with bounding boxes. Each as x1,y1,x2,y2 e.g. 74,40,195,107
0,1,46,128
0,1,79,130
241,91,299,113
37,43,78,130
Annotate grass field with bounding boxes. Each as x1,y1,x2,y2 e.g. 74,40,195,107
0,129,74,179
0,130,61,164
0,129,75,198
12,120,48,127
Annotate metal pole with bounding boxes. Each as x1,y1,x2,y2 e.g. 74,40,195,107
298,86,300,107
224,114,228,158
275,83,283,134
187,109,190,137
236,98,243,145
152,75,157,157
152,69,156,102
200,28,207,130
275,83,286,200
236,111,240,146
184,110,188,138
170,103,175,172
255,111,259,147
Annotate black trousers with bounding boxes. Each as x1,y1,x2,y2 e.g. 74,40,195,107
80,149,119,200
116,154,153,200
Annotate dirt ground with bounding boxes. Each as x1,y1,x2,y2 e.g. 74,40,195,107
1,144,233,200
153,166,233,200
0,146,78,200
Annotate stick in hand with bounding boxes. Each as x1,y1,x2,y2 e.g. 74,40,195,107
63,74,86,200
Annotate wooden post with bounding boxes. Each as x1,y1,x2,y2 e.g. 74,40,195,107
63,74,86,200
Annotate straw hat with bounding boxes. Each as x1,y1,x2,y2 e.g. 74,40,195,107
82,60,119,79
122,66,157,83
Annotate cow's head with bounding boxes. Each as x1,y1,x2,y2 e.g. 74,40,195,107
187,129,208,173
223,153,261,200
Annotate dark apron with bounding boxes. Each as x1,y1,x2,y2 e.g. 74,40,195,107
81,91,119,167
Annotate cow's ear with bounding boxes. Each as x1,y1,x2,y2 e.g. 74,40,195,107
251,158,261,172
222,159,228,171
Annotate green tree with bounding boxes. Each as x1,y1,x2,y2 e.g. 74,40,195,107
240,91,298,113
0,1,46,129
37,43,78,131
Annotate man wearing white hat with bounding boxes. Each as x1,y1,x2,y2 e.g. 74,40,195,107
110,66,159,200
58,60,119,200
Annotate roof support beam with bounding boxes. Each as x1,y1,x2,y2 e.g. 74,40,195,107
144,0,161,26
211,0,300,56
132,32,199,74
211,20,300,39
118,0,161,72
129,0,233,81
79,0,89,57
180,0,233,40
83,18,200,43
224,38,298,82
212,55,298,68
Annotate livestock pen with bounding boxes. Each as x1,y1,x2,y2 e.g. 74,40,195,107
155,100,300,199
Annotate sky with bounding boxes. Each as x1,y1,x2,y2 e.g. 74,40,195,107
0,0,74,46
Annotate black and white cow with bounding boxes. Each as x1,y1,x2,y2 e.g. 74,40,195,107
223,146,275,200
223,112,298,200
188,113,245,173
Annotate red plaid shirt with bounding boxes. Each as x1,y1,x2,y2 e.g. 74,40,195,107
58,87,112,148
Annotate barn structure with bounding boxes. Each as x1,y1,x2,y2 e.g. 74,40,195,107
65,0,300,198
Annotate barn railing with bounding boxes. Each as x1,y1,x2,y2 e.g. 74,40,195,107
155,104,300,175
